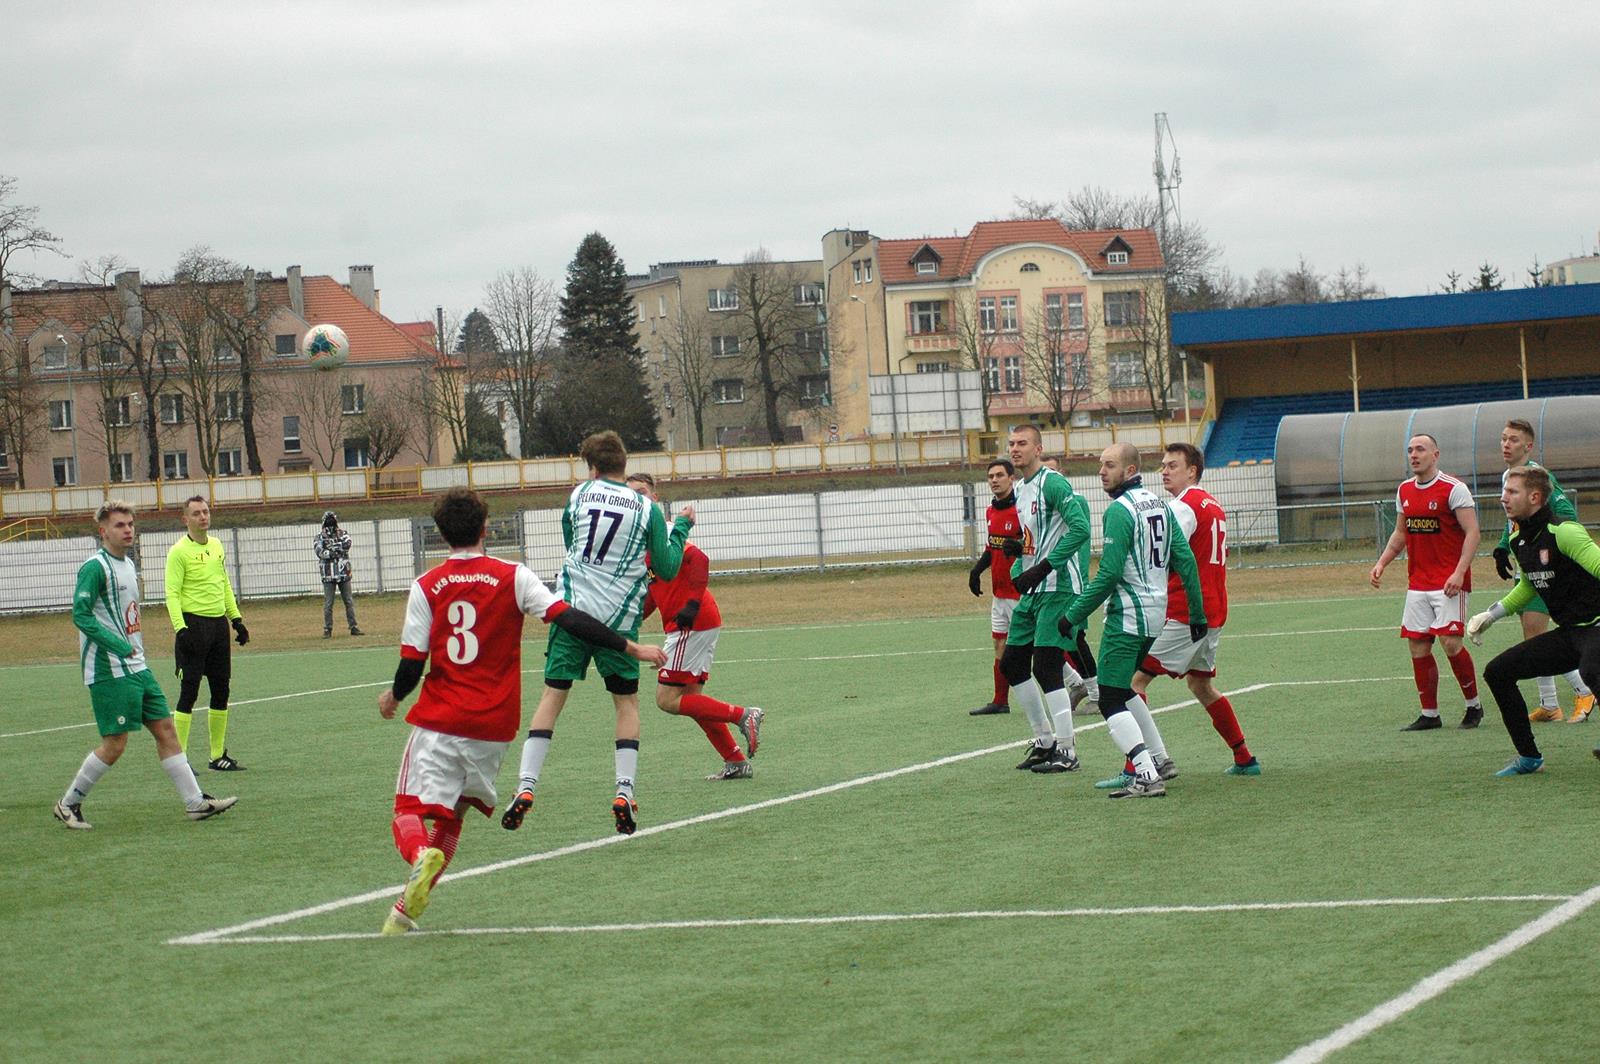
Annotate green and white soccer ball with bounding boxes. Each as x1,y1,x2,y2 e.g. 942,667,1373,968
303,323,349,371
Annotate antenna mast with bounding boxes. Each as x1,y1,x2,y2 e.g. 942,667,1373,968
1153,112,1182,268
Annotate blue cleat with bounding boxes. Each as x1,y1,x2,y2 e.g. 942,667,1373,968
1094,770,1135,790
1224,759,1262,776
1493,756,1545,777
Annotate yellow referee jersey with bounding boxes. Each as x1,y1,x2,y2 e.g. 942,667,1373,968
165,533,241,630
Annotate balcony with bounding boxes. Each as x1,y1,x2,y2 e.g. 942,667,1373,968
904,332,958,353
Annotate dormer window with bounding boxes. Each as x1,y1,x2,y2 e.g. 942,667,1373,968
1101,235,1134,267
915,261,937,275
909,243,942,277
1107,251,1129,265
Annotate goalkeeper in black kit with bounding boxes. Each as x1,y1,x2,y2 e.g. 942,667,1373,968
1467,465,1600,775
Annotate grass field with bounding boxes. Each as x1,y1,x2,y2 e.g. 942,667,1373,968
7,562,1600,1063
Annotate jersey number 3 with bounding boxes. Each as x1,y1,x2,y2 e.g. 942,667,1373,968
446,600,480,664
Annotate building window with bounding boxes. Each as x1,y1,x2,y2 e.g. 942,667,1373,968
915,260,937,275
852,261,862,283
162,450,189,480
1068,292,1084,330
1045,293,1064,332
101,342,124,366
111,453,133,483
1052,353,1066,389
793,328,825,352
1003,356,1022,393
800,374,831,403
158,341,180,365
910,300,944,335
715,425,747,447
43,341,68,369
274,333,297,356
979,296,996,333
794,283,823,305
110,395,132,427
1107,250,1130,265
1109,349,1146,388
53,456,77,486
214,341,238,364
710,335,740,358
852,259,872,284
708,287,738,312
341,383,365,415
985,357,1001,394
217,448,243,477
1073,357,1089,388
1104,291,1141,326
160,394,185,424
283,415,302,453
217,390,240,421
49,399,74,430
0,435,8,468
1020,262,1040,273
999,296,1018,333
658,295,667,317
1557,266,1567,284
713,379,745,404
343,437,370,469
916,362,951,373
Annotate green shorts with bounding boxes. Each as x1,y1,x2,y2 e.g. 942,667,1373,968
1522,591,1550,616
1098,633,1157,690
1005,593,1078,651
544,624,640,684
88,670,171,737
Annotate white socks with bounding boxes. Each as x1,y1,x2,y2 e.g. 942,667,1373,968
62,752,111,807
1566,670,1592,697
1043,686,1074,754
160,753,205,809
1010,677,1054,746
615,740,639,800
1106,712,1157,780
518,732,552,792
1126,695,1167,762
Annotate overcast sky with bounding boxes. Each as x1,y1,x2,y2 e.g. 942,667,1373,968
4,1,1597,324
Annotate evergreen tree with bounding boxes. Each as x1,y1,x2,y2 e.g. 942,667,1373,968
554,232,660,451
1469,262,1504,291
456,308,499,356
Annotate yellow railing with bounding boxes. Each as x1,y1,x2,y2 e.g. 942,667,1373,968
0,516,62,542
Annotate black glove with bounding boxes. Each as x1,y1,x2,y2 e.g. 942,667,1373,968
232,618,250,646
672,600,701,630
968,566,983,597
1012,559,1053,595
174,627,194,675
1190,622,1208,643
1057,616,1078,638
1493,547,1514,581
1000,537,1024,558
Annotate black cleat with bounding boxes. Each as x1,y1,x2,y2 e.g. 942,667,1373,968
1459,706,1483,729
969,702,1010,716
1015,743,1054,770
1401,715,1442,732
208,750,245,771
1030,744,1081,773
500,789,534,831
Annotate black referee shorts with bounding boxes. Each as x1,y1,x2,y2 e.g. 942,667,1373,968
174,613,231,712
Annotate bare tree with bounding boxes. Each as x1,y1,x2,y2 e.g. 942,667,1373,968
661,305,715,449
281,368,347,471
77,258,171,481
949,289,1000,422
1123,276,1178,422
405,307,473,461
351,386,414,488
1331,262,1384,301
0,325,43,487
1017,297,1093,429
726,250,827,444
74,327,139,482
0,175,65,288
482,267,559,458
1011,186,1220,298
165,261,244,477
174,248,277,474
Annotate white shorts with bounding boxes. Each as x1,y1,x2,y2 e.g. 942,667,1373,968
991,596,1018,636
394,725,506,820
660,626,720,685
1401,589,1468,639
1141,619,1222,678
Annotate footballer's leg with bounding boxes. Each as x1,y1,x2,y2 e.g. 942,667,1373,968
1403,633,1443,731
1484,634,1563,776
506,650,579,830
1440,632,1483,729
1522,610,1565,720
607,670,643,835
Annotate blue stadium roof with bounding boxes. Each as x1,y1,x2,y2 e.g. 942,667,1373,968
1172,283,1600,348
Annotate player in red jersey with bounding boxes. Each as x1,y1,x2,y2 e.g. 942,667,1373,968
967,458,1024,715
1128,443,1259,780
627,473,764,780
374,489,665,935
1370,434,1484,731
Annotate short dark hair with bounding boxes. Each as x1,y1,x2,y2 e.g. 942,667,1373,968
184,495,208,512
1165,442,1205,480
432,488,488,548
1505,418,1536,442
580,430,627,477
626,471,656,489
1008,424,1042,444
987,458,1015,476
1506,465,1552,504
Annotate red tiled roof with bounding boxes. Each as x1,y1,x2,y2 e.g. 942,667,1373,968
301,277,437,363
877,220,1163,285
5,279,291,335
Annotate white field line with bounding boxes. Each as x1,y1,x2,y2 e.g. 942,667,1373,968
200,894,1575,946
1278,884,1600,1064
168,683,1275,946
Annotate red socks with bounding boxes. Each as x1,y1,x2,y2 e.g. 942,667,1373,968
993,638,1009,705
391,813,429,864
426,817,462,887
1411,655,1440,712
697,720,745,762
680,693,743,724
1204,696,1253,764
1447,648,1478,700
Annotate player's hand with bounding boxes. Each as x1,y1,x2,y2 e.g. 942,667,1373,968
1011,560,1052,595
1001,537,1024,559
377,689,399,718
1369,562,1385,589
678,505,696,526
231,618,250,646
1190,622,1208,643
628,640,668,667
1057,616,1079,638
673,600,701,629
1493,547,1515,581
1466,611,1495,646
1443,572,1465,598
967,567,983,597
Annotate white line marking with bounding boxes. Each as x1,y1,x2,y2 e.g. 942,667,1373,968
195,895,1574,945
0,680,396,739
1277,884,1600,1064
1231,626,1390,639
167,683,1273,946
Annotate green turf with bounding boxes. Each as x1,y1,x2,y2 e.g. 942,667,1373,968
6,590,1600,1062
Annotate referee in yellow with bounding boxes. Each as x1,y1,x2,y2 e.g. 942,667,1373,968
165,495,250,770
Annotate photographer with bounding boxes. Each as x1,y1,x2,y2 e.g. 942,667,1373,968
315,511,363,638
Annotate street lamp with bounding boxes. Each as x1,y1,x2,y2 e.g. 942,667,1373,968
851,293,902,471
57,333,79,486
1178,346,1192,439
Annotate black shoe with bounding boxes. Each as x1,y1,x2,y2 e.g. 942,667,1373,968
500,789,534,831
1401,715,1442,732
1459,706,1484,730
969,702,1010,716
350,627,364,636
322,630,332,639
1015,743,1053,770
1030,744,1081,773
208,750,246,771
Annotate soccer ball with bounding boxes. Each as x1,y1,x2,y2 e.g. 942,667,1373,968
303,324,349,371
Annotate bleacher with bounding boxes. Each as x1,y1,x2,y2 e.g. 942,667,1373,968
1206,374,1600,465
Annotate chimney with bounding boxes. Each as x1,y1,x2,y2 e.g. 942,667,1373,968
115,270,143,334
243,268,257,314
0,282,11,338
349,265,376,311
287,265,304,318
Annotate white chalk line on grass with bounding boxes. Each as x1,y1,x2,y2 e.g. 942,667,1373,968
199,894,1575,945
1278,883,1600,1064
168,683,1274,946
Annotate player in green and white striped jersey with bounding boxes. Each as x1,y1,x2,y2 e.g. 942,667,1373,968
53,501,236,829
1064,444,1207,798
514,431,692,835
